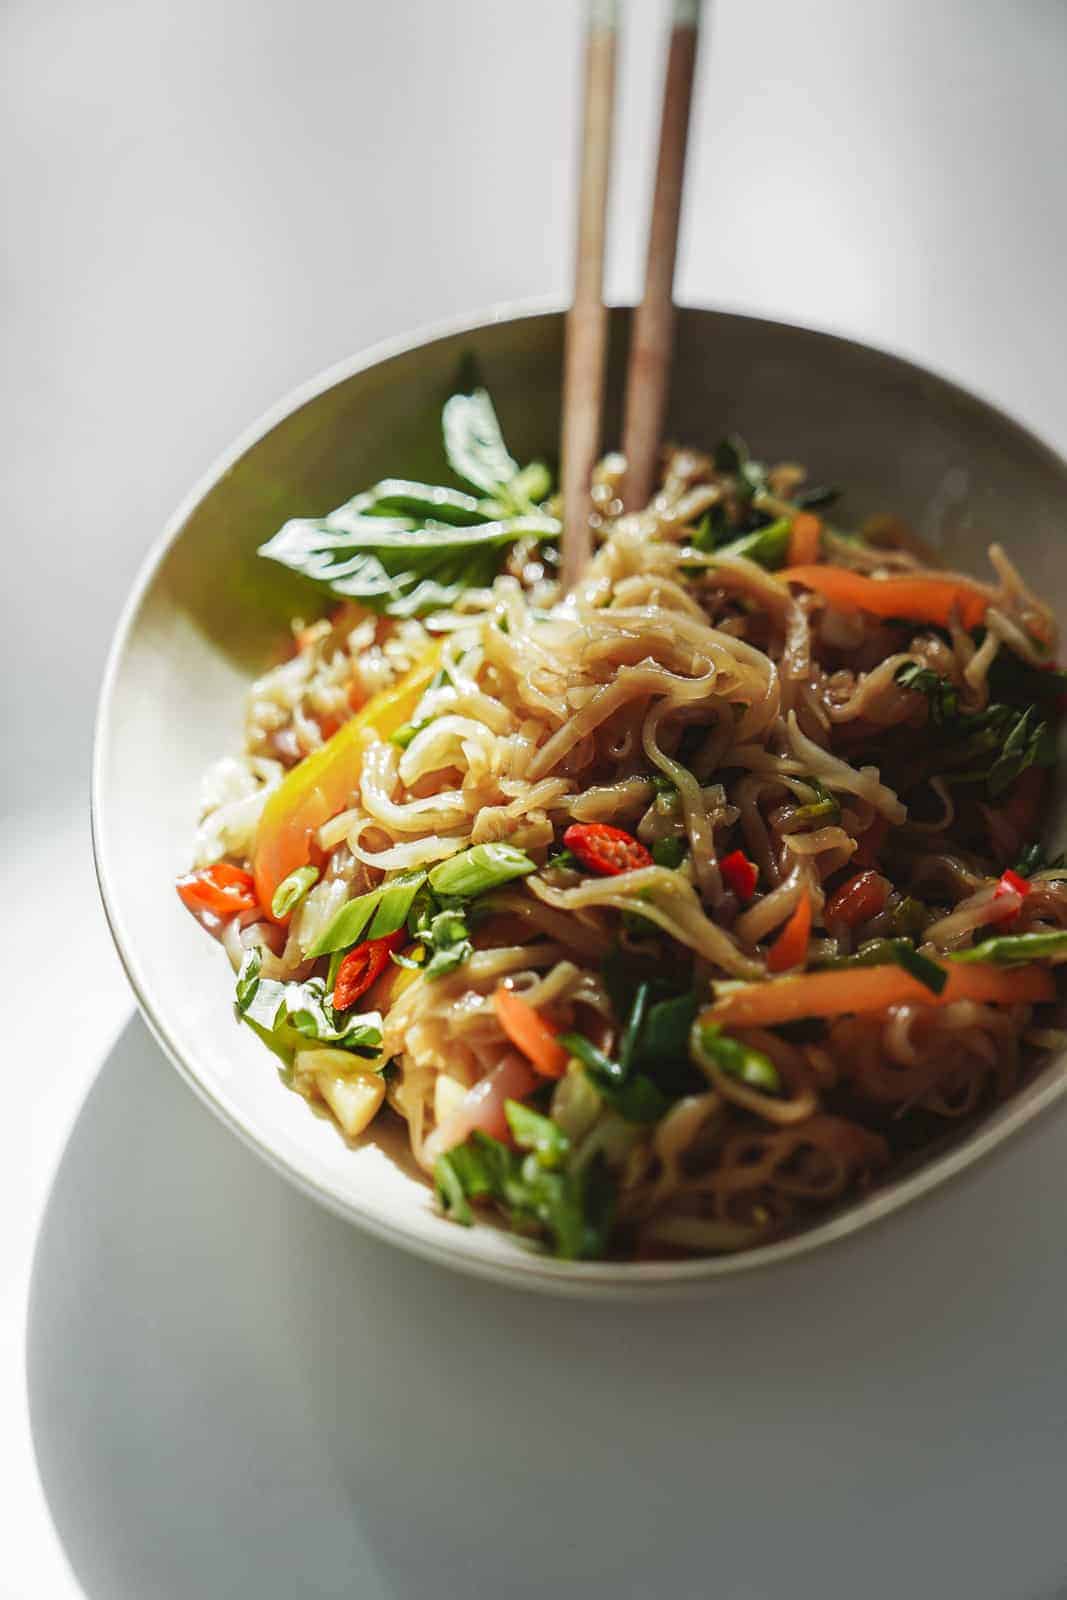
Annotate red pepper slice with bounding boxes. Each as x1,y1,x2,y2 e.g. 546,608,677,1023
333,929,407,1012
825,870,890,930
992,867,1031,926
176,863,259,916
995,868,1031,901
720,848,758,902
562,822,653,876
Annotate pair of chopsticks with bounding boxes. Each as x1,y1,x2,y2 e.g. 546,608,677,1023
559,0,703,592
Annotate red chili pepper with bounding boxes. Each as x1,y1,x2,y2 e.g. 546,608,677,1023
720,849,758,902
995,868,1031,901
825,870,890,930
562,822,653,876
333,929,407,1012
176,863,259,916
991,868,1031,926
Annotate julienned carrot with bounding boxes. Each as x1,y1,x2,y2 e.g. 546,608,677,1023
780,565,992,631
703,961,1054,1030
766,891,811,973
493,988,570,1078
788,512,821,566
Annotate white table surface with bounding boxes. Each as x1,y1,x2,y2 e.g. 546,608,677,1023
5,2,1067,1595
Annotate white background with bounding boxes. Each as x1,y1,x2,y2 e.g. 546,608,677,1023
5,2,1067,1595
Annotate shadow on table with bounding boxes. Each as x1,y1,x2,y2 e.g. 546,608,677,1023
27,1016,1067,1600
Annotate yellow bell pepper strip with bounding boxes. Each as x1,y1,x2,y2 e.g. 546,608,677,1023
253,642,442,918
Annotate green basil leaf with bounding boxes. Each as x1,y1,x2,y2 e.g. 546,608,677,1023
236,957,383,1053
442,388,521,497
351,478,489,526
259,507,559,620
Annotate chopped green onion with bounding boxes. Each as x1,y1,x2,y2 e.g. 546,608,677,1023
651,836,687,869
433,1153,473,1225
949,930,1067,965
649,772,677,795
366,871,426,940
557,1032,668,1123
891,944,947,994
712,517,792,570
692,1022,781,1094
620,982,650,1073
305,888,382,959
890,897,928,938
639,991,699,1062
270,864,320,919
504,1100,569,1168
427,842,536,898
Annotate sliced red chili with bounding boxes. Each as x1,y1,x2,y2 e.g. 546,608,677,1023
995,868,1031,900
333,929,406,1012
562,822,653,876
720,849,758,902
825,870,890,930
176,863,259,916
991,867,1031,926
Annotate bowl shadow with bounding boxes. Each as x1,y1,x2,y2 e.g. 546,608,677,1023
26,1017,1067,1600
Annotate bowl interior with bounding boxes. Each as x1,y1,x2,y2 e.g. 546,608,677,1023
94,305,1067,1295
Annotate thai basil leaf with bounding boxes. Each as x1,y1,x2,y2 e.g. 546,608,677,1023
235,950,383,1053
442,388,520,498
350,478,489,526
259,506,558,620
895,662,960,726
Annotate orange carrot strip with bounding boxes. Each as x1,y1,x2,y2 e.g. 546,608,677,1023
788,512,821,566
780,565,992,631
766,891,811,973
703,961,1053,1031
493,988,570,1078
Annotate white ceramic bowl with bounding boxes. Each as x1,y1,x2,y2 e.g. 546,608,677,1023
93,302,1067,1296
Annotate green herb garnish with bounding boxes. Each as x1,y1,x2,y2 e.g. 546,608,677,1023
427,842,536,898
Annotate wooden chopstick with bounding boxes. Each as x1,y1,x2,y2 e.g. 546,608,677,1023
559,0,619,593
620,0,703,512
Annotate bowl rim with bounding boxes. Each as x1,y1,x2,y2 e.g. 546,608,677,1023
91,295,1067,1297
